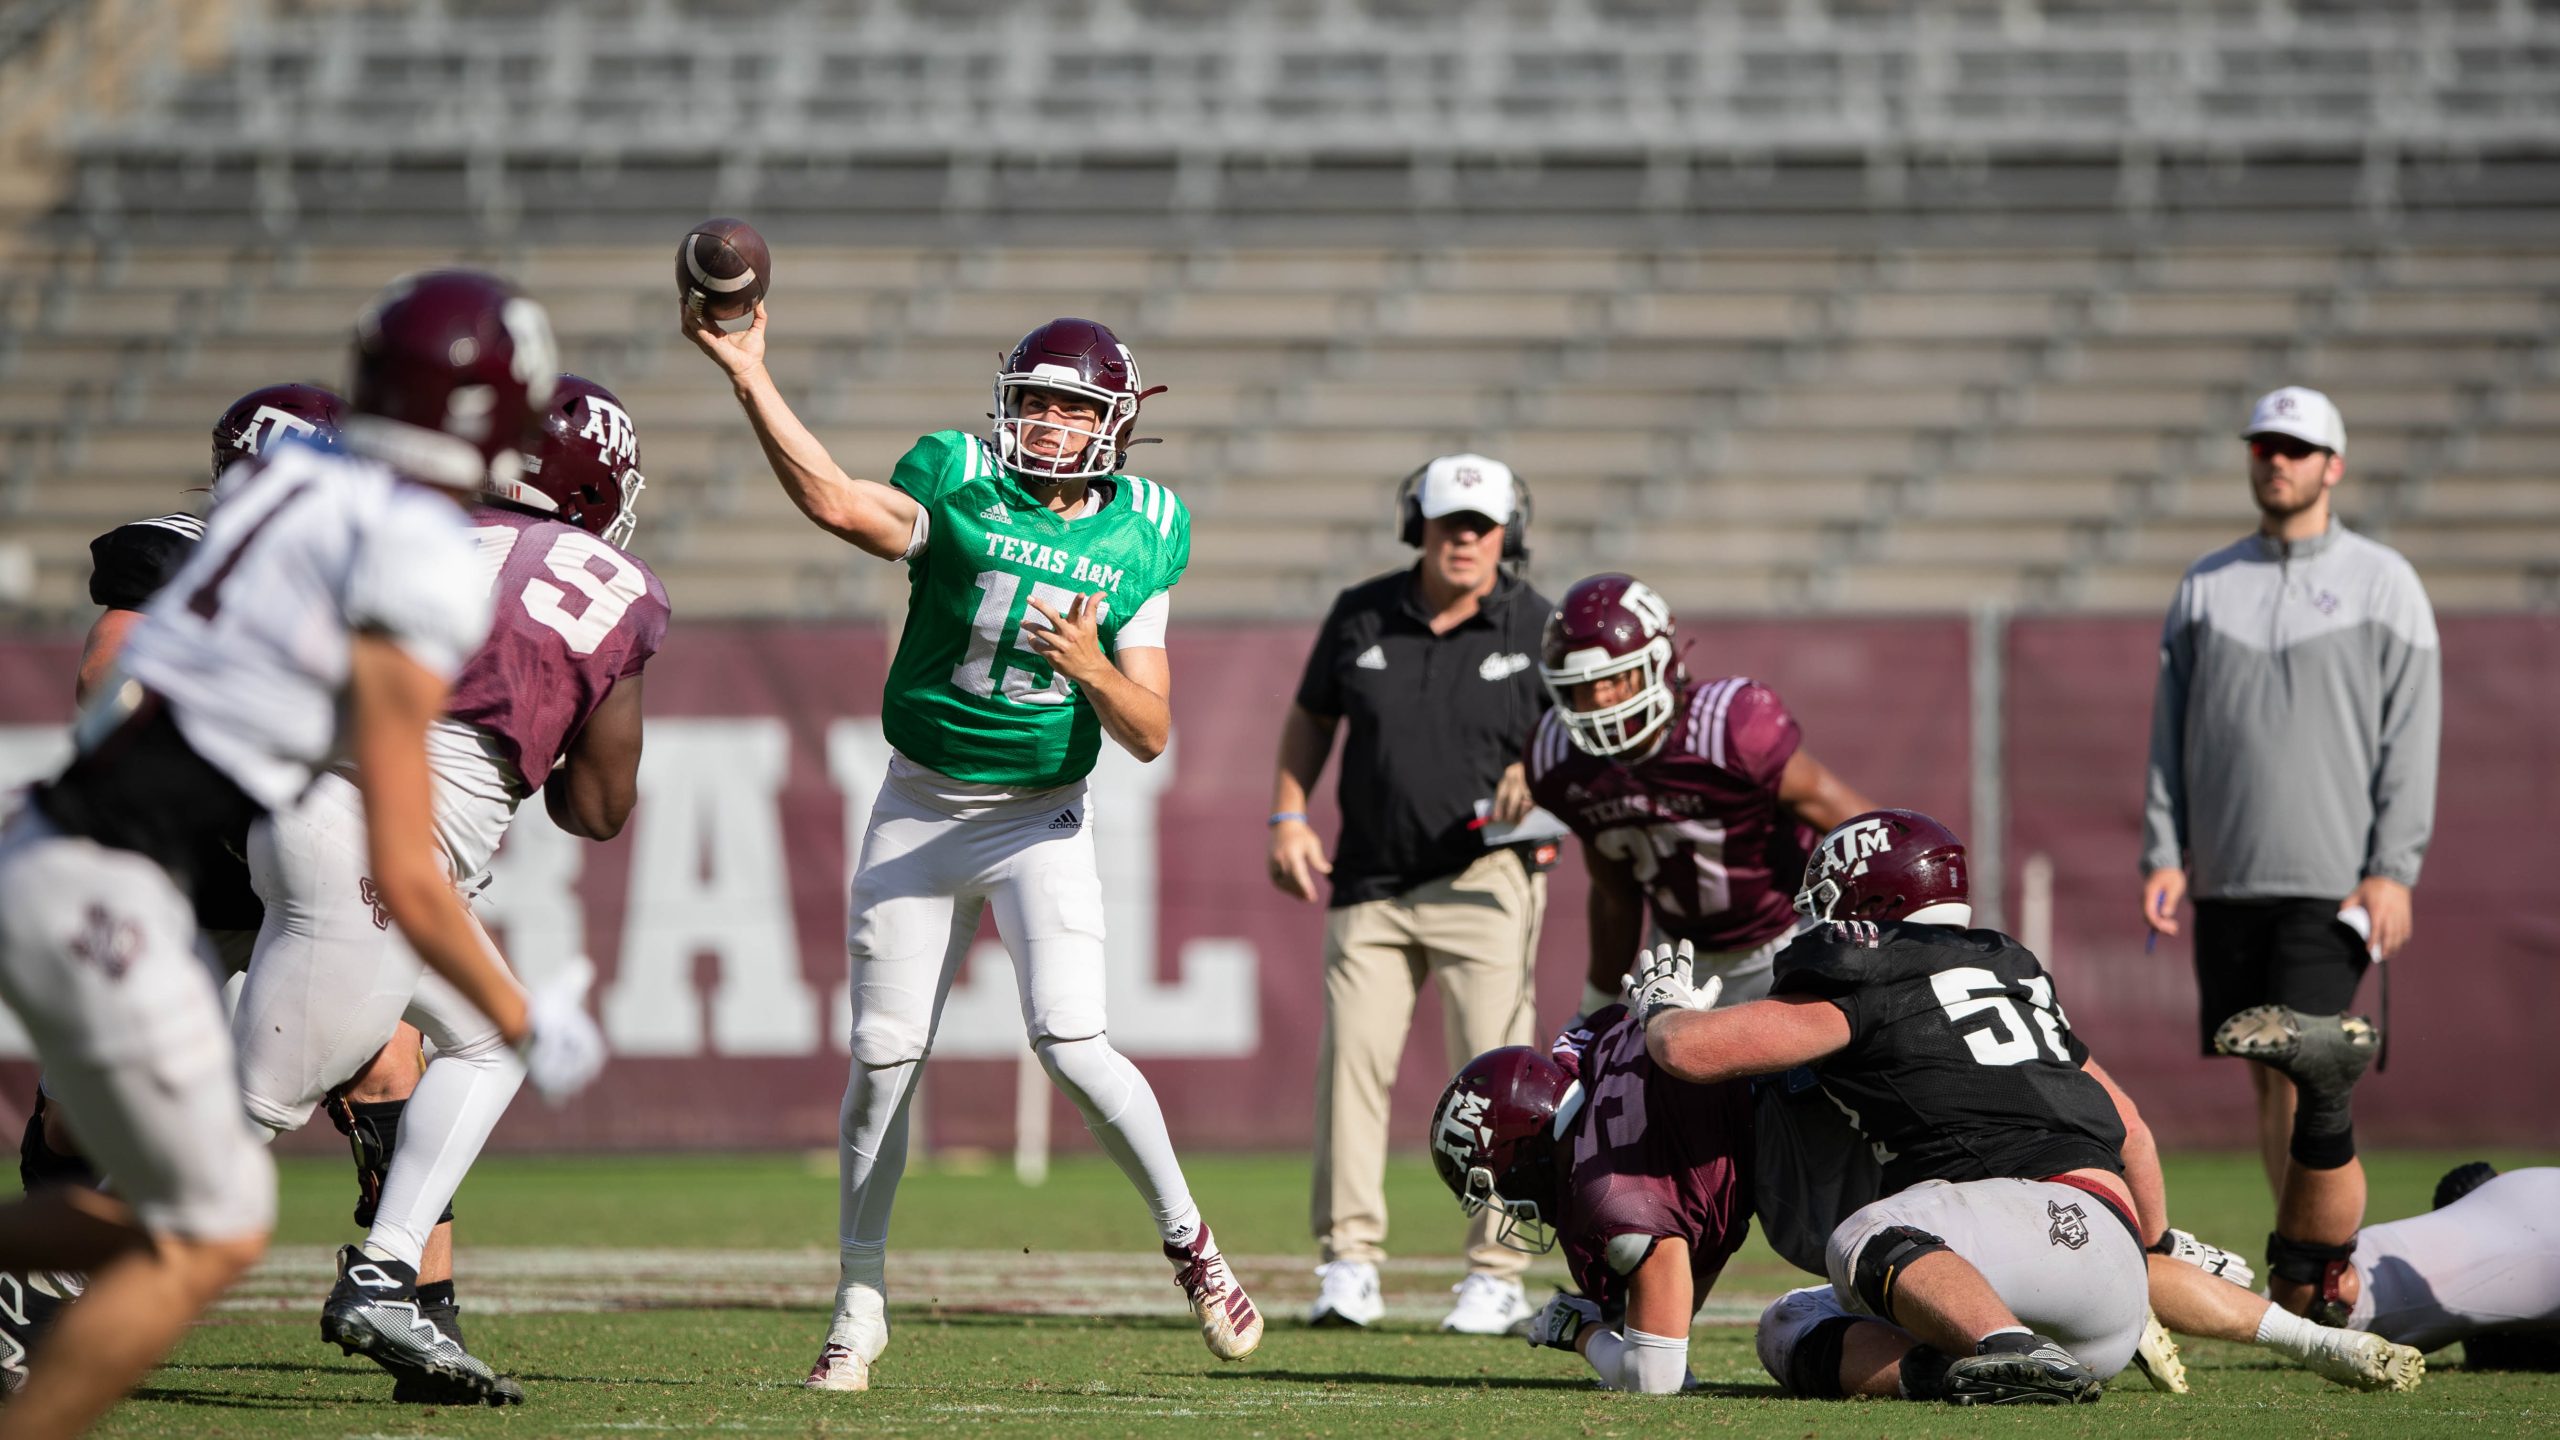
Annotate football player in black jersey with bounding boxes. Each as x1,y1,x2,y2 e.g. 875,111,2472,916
1624,809,2425,1404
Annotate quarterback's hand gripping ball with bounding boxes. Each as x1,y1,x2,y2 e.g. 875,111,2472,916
520,957,609,1102
1526,1292,1603,1353
1624,939,1722,1027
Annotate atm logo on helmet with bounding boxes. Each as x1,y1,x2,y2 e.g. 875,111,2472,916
1434,1090,1492,1166
1820,816,1896,877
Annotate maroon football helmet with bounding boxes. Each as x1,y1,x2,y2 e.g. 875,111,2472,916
211,383,345,480
991,317,1165,481
345,270,558,492
495,374,647,547
1429,1047,1582,1254
1794,809,1972,925
1539,572,1683,757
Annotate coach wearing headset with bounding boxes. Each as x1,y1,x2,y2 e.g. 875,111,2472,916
1268,453,1557,1337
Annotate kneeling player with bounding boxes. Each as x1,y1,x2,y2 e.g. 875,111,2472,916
1632,810,2423,1403
1427,1015,1754,1393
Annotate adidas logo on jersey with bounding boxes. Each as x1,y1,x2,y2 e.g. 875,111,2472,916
1354,645,1388,670
1047,810,1081,830
980,502,1011,525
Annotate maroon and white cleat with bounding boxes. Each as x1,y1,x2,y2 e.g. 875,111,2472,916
1167,1226,1263,1361
804,1340,870,1391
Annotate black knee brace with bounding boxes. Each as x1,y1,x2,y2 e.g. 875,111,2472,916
18,1094,98,1193
1785,1315,1860,1399
325,1096,455,1230
2266,1231,2356,1326
1853,1224,1950,1325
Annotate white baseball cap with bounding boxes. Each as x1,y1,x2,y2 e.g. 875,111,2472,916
1414,452,1517,526
2242,386,2346,455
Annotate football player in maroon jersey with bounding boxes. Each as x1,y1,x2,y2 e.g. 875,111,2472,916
1428,1022,1753,1393
1525,572,1874,1016
228,372,659,1406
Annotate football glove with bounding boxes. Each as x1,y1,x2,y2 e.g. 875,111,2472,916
519,957,608,1103
1623,940,1722,1027
2150,1227,2256,1290
1526,1291,1604,1353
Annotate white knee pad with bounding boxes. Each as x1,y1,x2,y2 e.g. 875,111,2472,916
1034,1035,1138,1125
1758,1285,1858,1396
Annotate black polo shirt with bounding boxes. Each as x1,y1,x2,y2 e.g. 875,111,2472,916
1294,567,1555,908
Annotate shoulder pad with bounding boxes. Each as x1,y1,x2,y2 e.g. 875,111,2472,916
88,515,203,610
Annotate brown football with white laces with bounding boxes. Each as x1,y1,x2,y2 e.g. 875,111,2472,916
675,218,771,322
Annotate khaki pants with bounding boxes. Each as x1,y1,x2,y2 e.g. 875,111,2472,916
1312,849,1547,1276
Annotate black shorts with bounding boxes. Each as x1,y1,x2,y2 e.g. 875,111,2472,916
2192,898,2371,1056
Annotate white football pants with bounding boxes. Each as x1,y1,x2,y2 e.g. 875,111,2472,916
234,771,526,1266
1825,1177,2149,1378
2350,1168,2560,1350
0,808,273,1239
835,755,1192,1254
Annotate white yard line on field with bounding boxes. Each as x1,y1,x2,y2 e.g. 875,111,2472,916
230,1246,1773,1323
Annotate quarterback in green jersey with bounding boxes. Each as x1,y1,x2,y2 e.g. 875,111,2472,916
684,302,1260,1391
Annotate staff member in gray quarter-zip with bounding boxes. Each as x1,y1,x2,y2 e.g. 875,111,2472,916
2139,386,2441,1205
1268,454,1556,1339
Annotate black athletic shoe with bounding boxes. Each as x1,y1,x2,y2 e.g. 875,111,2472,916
320,1246,521,1407
2212,1005,2378,1102
387,1297,526,1405
0,1272,69,1396
2432,1161,2499,1211
1939,1332,2104,1406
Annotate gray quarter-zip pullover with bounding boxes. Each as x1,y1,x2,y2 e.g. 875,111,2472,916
2142,521,2440,900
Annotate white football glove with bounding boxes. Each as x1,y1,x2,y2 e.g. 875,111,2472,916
1622,940,1722,1027
2153,1227,2256,1290
518,957,608,1103
1526,1291,1604,1353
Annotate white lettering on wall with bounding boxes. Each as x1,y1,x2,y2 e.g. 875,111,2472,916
600,719,818,1056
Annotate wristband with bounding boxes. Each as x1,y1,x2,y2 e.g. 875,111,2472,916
1268,811,1309,827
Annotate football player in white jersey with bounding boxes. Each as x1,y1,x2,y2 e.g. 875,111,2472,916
2225,1005,2560,1365
0,271,603,1438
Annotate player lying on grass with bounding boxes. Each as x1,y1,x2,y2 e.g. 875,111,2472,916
2220,1006,2560,1368
1643,809,2423,1402
685,299,1260,1392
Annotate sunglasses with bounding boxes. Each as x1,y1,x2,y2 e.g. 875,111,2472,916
2248,435,2326,461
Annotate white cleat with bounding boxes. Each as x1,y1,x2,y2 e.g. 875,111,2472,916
1440,1272,1534,1335
2303,1329,2425,1393
1168,1226,1263,1361
1307,1259,1383,1328
804,1340,871,1392
2130,1312,2191,1394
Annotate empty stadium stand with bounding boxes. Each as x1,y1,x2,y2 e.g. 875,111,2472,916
1,0,2555,620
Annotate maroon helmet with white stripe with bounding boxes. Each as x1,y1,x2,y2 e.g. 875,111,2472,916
992,317,1166,482
1539,572,1683,757
1429,1047,1578,1254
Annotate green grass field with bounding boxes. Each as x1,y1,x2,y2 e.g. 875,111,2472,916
79,1148,2560,1438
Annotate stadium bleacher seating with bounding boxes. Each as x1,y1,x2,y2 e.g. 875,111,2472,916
0,0,2553,619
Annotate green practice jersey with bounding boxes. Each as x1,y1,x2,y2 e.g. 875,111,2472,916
881,429,1191,789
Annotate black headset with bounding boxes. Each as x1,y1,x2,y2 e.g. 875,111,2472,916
1395,459,1533,564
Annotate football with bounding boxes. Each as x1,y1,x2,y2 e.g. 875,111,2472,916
675,217,771,323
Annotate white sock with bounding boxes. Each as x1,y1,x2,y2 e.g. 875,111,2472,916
838,1056,923,1252
830,1240,890,1355
365,1042,526,1272
1035,1036,1200,1247
2254,1302,2327,1360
